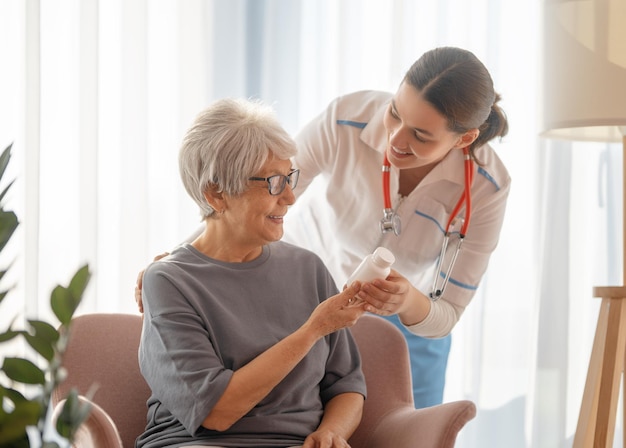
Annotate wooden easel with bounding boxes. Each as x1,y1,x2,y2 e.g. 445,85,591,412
573,137,626,447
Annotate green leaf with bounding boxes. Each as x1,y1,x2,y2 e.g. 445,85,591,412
23,333,55,361
50,286,73,326
0,328,22,343
0,429,30,447
68,264,91,302
55,389,92,442
0,265,16,307
1,357,46,385
28,320,60,343
0,399,41,445
0,178,15,205
51,265,91,325
0,143,12,184
1,386,28,404
0,209,18,253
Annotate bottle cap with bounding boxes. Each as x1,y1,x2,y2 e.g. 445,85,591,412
372,247,395,267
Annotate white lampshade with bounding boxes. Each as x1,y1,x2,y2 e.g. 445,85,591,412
541,0,626,142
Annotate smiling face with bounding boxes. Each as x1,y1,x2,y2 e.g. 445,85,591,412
383,82,473,170
218,154,296,253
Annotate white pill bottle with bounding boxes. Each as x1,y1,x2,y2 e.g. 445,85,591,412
346,247,395,285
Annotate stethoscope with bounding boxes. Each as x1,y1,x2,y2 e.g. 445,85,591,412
380,147,474,301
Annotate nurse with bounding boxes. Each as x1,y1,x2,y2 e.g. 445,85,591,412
283,46,510,408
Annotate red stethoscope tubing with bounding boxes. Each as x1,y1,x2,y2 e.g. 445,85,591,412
445,147,473,237
382,154,392,209
382,147,474,235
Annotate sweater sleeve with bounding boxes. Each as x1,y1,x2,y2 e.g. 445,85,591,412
140,262,233,434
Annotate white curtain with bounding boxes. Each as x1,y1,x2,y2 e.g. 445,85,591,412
0,0,620,446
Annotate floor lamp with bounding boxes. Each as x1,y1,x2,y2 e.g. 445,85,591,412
541,0,626,446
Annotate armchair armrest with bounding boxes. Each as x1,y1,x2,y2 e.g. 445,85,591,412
368,400,477,448
52,395,123,448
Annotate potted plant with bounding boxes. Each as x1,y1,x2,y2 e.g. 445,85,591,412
0,143,91,447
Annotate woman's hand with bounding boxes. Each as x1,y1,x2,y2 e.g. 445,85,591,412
304,283,366,338
354,269,430,326
302,429,352,448
134,252,170,313
302,392,363,448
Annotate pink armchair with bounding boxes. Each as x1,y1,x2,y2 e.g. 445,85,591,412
52,313,475,447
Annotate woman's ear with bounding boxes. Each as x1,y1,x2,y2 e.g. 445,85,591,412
455,129,479,149
203,184,225,214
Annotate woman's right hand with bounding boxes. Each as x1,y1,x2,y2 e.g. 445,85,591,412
135,252,170,313
304,282,366,338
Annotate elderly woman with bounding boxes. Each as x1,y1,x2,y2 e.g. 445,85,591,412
136,98,367,448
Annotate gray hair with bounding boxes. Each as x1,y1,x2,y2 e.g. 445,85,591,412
179,98,297,219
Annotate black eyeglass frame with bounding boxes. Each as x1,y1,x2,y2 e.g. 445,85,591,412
248,169,300,196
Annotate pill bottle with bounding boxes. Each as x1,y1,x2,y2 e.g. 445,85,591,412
346,247,395,285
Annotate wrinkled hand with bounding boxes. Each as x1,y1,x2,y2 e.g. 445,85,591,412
305,282,366,338
352,269,415,317
135,252,170,313
302,428,352,448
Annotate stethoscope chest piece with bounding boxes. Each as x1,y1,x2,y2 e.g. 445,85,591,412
380,208,401,236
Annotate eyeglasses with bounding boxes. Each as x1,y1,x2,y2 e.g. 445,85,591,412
248,169,300,196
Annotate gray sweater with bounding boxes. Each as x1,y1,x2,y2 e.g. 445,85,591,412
136,241,366,448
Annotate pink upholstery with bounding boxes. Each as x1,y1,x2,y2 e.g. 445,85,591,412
52,313,150,448
348,315,476,448
53,313,476,447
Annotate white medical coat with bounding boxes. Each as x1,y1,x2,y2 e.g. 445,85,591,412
283,90,511,338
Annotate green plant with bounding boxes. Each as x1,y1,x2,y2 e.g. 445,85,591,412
0,143,91,447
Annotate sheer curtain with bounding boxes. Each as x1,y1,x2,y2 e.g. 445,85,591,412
0,0,619,446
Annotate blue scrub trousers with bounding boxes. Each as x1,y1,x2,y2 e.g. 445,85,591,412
381,314,451,408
